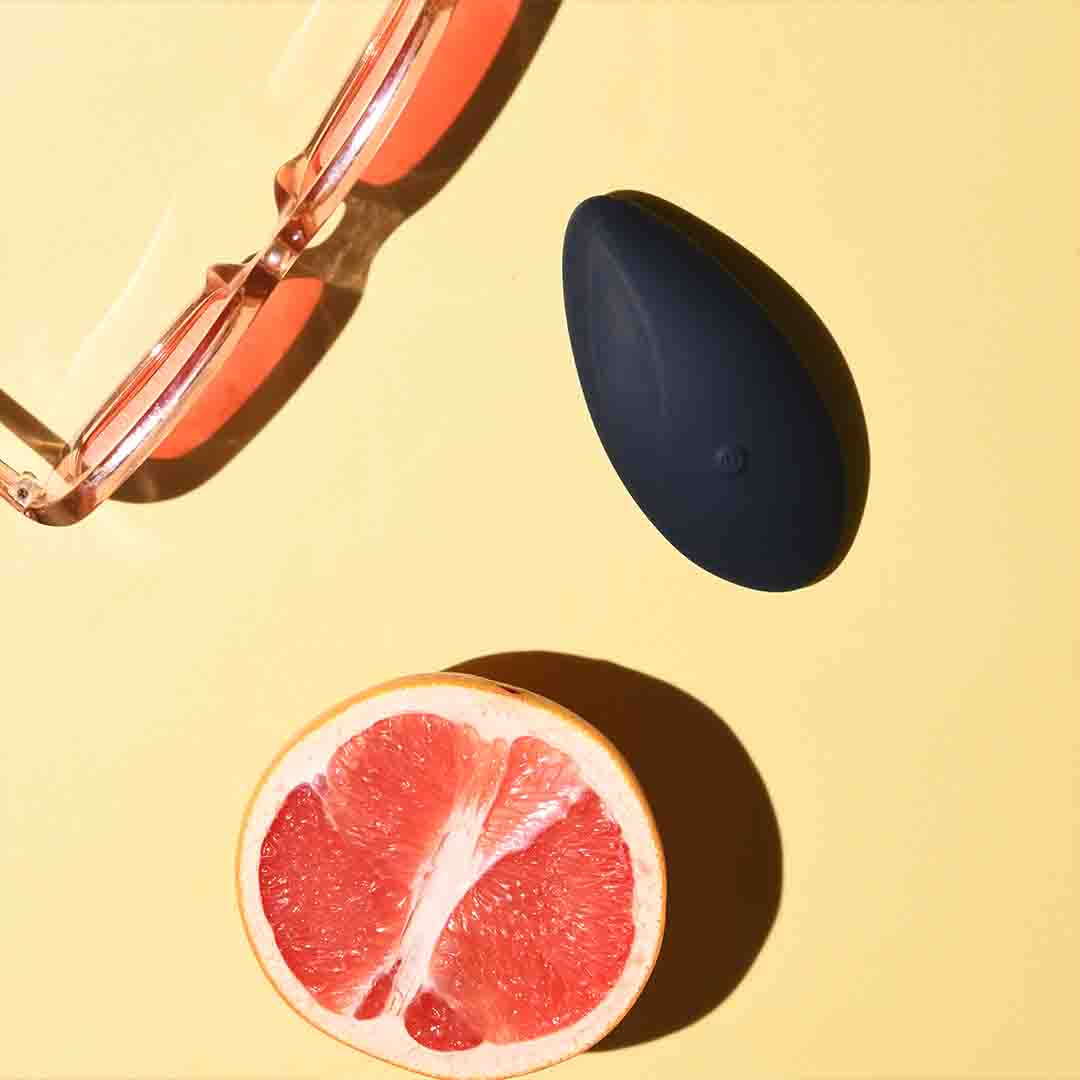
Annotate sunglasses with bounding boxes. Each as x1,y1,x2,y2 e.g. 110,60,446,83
1,0,522,525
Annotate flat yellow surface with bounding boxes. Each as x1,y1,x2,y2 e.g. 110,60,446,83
2,2,1078,1078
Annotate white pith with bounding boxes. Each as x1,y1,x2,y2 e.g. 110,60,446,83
368,775,505,1018
238,676,665,1080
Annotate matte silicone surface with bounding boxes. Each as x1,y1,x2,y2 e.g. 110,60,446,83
564,194,845,591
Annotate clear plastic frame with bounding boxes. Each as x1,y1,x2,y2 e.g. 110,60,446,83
0,0,530,524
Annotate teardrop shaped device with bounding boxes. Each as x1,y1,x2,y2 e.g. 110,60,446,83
563,193,851,592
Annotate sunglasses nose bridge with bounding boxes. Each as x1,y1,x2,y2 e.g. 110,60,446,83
260,233,302,281
274,153,306,217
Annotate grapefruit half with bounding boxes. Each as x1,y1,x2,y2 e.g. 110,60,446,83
237,673,666,1078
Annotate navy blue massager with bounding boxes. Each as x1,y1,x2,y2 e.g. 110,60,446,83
563,192,859,592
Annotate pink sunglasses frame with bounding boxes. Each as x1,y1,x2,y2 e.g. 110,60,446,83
1,0,454,525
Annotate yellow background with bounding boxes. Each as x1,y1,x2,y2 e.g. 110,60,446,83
3,2,1078,1077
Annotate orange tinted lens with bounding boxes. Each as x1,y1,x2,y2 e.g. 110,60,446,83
361,0,522,186
152,278,323,460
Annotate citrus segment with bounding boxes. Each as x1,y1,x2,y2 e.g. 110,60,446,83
405,991,485,1052
258,782,408,1011
355,961,400,1020
423,789,634,1046
476,736,588,865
